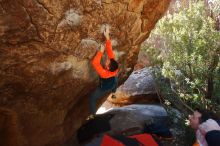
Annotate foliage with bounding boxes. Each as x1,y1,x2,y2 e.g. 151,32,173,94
209,0,220,16
143,1,220,110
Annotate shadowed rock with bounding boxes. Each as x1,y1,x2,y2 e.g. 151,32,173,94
84,104,168,146
108,68,158,105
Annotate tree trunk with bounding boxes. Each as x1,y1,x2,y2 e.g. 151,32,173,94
205,55,219,99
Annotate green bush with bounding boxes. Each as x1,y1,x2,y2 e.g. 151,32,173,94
143,1,220,110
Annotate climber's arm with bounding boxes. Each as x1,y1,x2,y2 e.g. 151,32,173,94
106,40,115,59
104,26,115,59
91,45,110,78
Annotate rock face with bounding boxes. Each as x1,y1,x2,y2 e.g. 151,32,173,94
117,68,156,96
107,104,168,134
87,105,187,146
108,68,157,105
85,104,168,146
0,0,171,146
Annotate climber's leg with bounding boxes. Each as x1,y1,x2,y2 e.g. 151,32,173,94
88,87,110,115
111,77,118,99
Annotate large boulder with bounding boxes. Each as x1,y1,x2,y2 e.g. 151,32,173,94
0,0,171,146
107,104,168,134
84,104,168,146
107,68,158,105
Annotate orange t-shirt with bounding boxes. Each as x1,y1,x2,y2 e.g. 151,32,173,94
92,40,118,78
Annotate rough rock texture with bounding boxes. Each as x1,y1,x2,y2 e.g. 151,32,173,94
116,68,156,96
107,104,168,133
87,106,189,146
134,51,150,69
85,104,168,146
107,68,158,105
0,0,171,146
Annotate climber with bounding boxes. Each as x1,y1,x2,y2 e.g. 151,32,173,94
88,26,119,118
189,109,220,146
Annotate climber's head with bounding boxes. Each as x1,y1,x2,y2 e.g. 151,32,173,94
189,111,202,129
189,109,219,129
107,59,118,72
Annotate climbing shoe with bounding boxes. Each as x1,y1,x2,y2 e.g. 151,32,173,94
86,114,95,121
111,94,116,99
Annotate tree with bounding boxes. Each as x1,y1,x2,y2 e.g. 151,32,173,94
144,1,220,109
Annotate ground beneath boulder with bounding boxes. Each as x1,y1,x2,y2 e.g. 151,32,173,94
82,104,194,146
80,104,168,146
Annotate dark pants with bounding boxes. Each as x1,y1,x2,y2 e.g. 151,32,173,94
89,78,118,114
